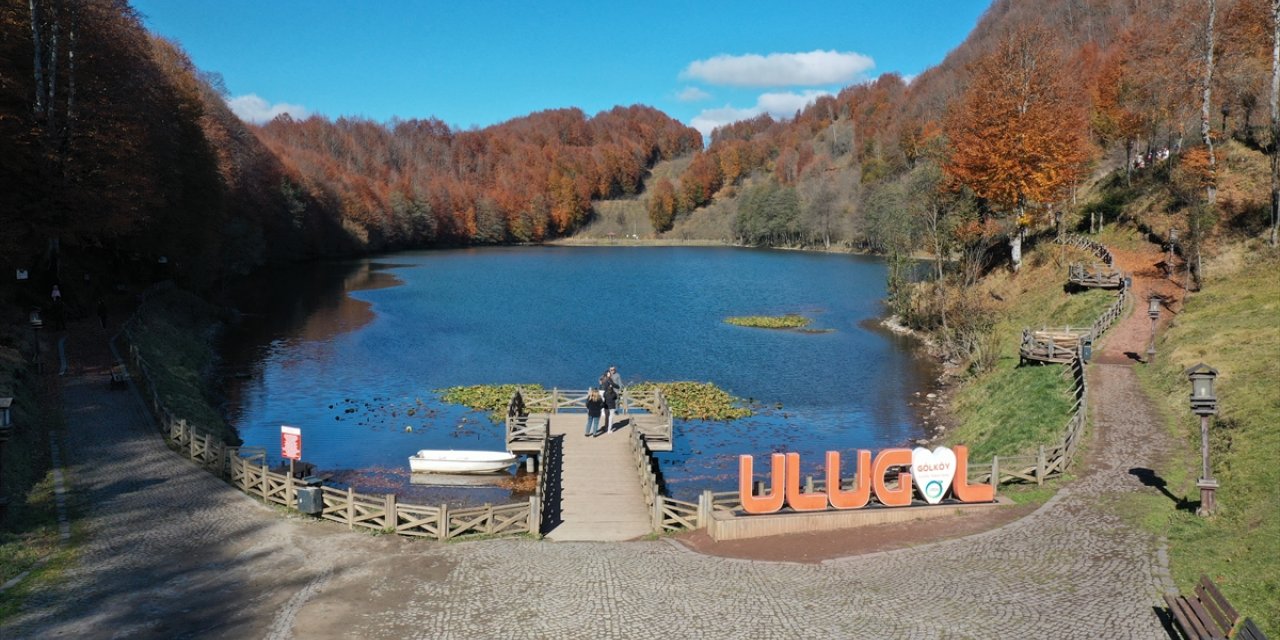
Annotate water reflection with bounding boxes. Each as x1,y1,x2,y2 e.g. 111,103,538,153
221,247,937,505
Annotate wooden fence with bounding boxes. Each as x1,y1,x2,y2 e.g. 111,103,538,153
120,316,538,542
1058,233,1115,267
1020,327,1094,364
1068,262,1125,289
649,233,1127,534
515,386,674,451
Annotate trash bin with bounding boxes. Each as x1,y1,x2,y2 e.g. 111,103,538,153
296,476,324,515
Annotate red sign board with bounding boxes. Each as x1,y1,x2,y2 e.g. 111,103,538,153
281,425,302,461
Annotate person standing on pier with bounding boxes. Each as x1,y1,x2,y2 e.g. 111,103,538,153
585,389,605,437
602,378,619,433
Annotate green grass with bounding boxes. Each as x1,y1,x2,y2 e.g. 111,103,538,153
724,314,810,329
1129,241,1280,634
946,360,1075,460
942,239,1116,461
0,340,78,624
128,289,236,444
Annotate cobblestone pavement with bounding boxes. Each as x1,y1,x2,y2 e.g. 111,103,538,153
2,335,1176,639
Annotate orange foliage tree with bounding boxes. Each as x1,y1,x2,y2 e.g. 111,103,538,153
944,25,1090,271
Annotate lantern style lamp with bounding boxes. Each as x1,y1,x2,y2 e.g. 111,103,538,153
29,309,43,373
0,397,11,520
1145,295,1161,364
1167,228,1179,270
1186,363,1219,516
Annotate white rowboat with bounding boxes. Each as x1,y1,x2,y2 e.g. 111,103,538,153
408,449,517,474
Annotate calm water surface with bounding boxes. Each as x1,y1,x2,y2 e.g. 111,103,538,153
221,246,935,503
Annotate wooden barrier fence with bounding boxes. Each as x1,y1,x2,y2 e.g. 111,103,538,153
119,316,537,542
653,234,1125,534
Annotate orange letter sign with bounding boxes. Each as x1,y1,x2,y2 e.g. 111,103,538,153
739,454,786,514
872,448,913,507
950,445,995,503
784,452,828,511
826,450,871,509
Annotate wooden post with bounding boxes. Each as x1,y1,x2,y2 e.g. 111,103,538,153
529,495,539,535
551,388,559,413
385,493,397,531
1036,446,1047,485
486,503,495,534
438,504,449,541
700,489,713,528
287,459,295,508
347,487,355,530
653,496,663,532
991,456,1000,495
260,458,269,499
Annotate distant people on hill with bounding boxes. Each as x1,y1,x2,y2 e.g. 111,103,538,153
585,388,605,437
51,285,62,301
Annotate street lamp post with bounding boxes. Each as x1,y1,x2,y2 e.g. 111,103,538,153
1186,363,1219,516
0,397,11,521
1166,228,1179,277
29,309,43,374
1146,295,1161,364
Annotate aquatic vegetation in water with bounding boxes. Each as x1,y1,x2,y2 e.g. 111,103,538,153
725,314,811,329
629,381,753,420
437,384,543,421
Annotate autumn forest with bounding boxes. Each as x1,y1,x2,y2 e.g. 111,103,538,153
1,0,1276,295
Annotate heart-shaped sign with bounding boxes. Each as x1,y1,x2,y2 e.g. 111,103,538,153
911,446,957,504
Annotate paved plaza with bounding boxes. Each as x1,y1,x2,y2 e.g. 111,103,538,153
0,337,1177,639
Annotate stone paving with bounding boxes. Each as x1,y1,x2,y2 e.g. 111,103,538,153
0,331,1177,639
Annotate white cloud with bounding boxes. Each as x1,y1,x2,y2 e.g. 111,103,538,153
689,90,832,141
681,50,874,87
226,93,309,123
677,86,712,102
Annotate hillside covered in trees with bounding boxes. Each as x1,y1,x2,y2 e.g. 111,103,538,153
0,0,700,289
655,0,1275,259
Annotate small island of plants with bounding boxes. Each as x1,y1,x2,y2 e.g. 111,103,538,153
724,314,810,330
438,381,753,421
628,381,753,421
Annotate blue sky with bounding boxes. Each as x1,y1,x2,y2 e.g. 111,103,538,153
132,1,992,139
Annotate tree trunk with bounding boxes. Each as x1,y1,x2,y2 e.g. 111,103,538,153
1010,227,1023,273
66,4,75,148
1200,0,1217,206
1124,138,1133,187
45,0,59,136
30,0,44,117
1270,0,1279,247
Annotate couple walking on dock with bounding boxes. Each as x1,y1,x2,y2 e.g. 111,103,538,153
584,365,622,437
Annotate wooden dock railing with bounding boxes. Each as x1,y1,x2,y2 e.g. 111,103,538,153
120,318,539,542
511,387,674,452
1068,262,1125,289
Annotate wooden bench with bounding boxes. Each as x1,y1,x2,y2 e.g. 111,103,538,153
109,365,130,389
1164,575,1269,640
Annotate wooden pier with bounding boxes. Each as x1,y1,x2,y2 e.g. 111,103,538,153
506,388,674,541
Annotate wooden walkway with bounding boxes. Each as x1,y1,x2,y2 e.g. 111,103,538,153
543,414,653,541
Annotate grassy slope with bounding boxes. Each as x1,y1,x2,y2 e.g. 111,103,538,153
943,242,1118,461
128,289,236,444
0,338,76,622
574,156,692,240
1131,242,1280,632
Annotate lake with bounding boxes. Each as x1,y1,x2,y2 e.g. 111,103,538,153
220,246,936,504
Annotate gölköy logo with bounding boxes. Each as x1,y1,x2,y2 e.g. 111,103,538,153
911,446,956,504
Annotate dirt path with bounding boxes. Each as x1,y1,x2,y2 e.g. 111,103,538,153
2,312,1182,638
1095,241,1187,363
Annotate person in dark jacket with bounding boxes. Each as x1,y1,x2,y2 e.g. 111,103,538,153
585,389,605,436
602,382,618,432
